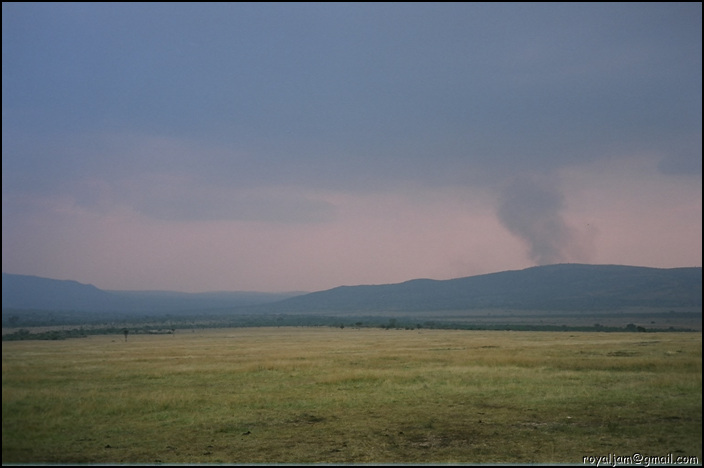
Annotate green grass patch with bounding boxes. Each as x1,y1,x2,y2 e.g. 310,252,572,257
2,328,701,464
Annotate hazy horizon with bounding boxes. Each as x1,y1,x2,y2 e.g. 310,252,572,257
3,3,701,293
4,262,702,296
3,263,702,298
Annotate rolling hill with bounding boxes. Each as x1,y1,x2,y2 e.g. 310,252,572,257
1,273,302,312
266,264,702,313
4,264,701,314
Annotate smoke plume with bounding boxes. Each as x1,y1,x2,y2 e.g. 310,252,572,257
497,174,593,265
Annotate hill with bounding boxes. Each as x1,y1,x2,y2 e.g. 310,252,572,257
2,274,114,311
1,273,301,312
2,265,701,331
268,264,702,313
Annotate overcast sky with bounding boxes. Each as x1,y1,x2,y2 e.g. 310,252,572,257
2,2,701,293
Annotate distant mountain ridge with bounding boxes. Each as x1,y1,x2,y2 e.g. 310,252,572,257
2,264,702,315
265,264,702,313
1,273,302,312
2,274,114,311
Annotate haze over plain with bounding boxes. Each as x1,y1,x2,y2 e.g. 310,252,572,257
2,3,701,292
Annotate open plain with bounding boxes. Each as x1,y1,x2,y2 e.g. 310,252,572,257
2,327,701,464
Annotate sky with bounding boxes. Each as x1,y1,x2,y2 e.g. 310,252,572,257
2,2,702,293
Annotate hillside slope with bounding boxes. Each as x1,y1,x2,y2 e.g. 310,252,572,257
267,264,702,313
3,264,701,315
1,273,301,312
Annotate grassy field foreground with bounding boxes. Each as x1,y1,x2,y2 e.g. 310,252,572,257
2,327,701,464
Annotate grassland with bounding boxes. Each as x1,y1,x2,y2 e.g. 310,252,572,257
2,327,701,464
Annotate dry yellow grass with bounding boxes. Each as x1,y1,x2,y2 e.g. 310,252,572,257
2,327,701,464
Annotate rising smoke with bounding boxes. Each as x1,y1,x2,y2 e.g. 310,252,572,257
497,174,594,265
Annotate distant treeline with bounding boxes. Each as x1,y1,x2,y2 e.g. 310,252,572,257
2,314,698,341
